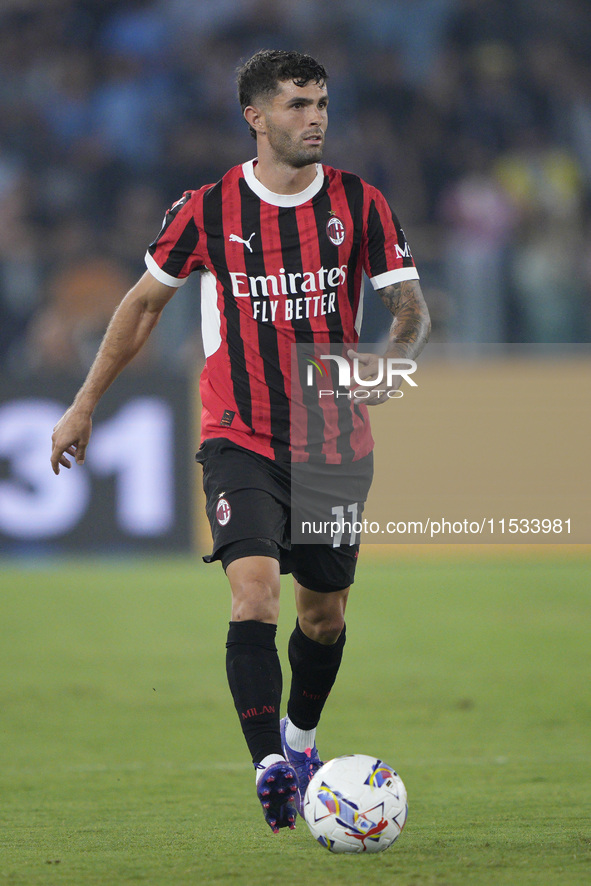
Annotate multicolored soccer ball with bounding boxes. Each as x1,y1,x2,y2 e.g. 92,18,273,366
303,754,407,853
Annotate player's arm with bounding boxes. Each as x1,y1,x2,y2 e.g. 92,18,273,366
379,278,431,359
349,279,431,404
50,271,176,474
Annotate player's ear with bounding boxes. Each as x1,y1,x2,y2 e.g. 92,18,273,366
244,105,266,136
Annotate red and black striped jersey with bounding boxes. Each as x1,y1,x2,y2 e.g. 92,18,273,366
146,159,419,463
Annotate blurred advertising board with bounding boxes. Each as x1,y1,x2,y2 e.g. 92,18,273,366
363,346,591,545
0,373,196,554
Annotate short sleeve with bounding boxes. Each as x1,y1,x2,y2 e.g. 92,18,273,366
363,187,419,290
145,191,206,287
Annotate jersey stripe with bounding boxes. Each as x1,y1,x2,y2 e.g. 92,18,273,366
205,178,253,431
311,185,355,463
163,219,200,278
277,205,316,459
340,172,365,331
296,193,340,461
365,197,389,279
240,178,289,459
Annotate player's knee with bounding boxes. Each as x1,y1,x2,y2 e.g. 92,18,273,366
227,556,280,622
299,611,345,645
230,576,280,623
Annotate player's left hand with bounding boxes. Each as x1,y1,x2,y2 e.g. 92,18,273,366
347,349,402,405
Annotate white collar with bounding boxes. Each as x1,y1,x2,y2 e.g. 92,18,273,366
242,158,324,207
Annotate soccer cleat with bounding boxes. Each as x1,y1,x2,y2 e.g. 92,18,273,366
255,761,298,834
280,717,324,817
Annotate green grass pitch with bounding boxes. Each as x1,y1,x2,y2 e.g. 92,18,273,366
1,555,589,885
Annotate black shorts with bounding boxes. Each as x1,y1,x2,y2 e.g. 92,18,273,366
195,438,373,593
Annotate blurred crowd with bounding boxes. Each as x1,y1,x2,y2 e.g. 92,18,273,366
1,0,591,374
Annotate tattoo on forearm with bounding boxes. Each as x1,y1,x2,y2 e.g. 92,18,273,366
378,280,431,357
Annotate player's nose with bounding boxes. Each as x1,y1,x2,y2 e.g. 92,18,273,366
309,106,324,126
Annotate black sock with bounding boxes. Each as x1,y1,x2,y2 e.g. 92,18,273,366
225,620,283,765
287,619,346,731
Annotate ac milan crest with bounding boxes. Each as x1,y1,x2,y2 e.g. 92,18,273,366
216,497,231,526
326,215,345,246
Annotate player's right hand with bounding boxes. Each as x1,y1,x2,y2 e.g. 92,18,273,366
50,408,93,475
346,349,403,405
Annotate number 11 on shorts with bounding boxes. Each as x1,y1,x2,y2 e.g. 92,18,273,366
331,502,360,547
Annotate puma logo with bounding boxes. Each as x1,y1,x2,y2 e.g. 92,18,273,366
229,232,256,253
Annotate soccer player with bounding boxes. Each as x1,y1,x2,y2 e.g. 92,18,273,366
50,50,430,835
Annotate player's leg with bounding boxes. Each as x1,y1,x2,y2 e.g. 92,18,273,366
288,581,349,729
196,439,297,831
280,581,349,813
225,553,283,767
223,548,298,832
280,543,357,812
198,441,288,768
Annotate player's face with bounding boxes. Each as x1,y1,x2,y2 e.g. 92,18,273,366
262,80,328,168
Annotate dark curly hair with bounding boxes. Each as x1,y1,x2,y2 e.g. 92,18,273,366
237,49,328,139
